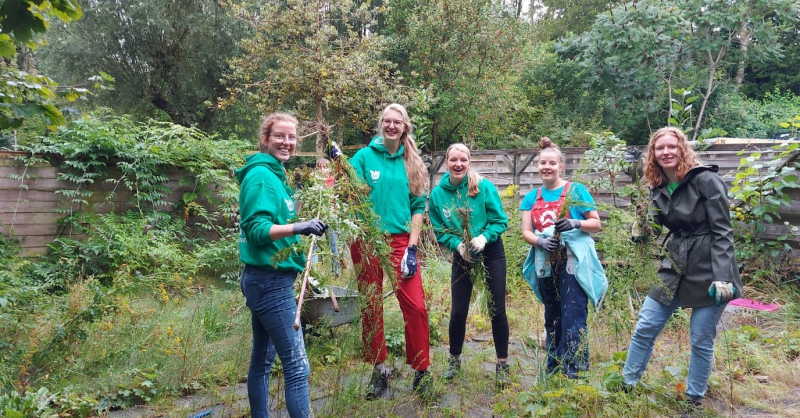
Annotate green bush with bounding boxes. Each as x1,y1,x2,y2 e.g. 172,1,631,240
708,88,800,138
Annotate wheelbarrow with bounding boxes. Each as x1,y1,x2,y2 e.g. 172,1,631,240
300,286,360,328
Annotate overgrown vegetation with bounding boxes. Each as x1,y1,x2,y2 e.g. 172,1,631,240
2,0,800,416
2,112,799,417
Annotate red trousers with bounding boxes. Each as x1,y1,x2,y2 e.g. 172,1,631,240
350,233,430,371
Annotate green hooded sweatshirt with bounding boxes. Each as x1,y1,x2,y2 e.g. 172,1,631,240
236,153,305,273
429,172,508,253
350,136,427,234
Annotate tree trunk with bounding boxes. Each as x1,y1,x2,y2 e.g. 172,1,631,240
734,24,751,91
316,98,324,154
432,121,439,152
693,54,722,142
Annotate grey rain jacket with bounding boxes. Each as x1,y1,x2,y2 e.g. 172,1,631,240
648,165,744,308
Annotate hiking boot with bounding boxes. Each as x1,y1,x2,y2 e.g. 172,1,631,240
365,367,388,400
412,370,434,401
496,362,510,389
443,356,461,381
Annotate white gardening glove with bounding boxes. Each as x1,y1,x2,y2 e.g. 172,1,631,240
469,234,487,254
708,281,735,306
457,242,469,259
630,220,650,243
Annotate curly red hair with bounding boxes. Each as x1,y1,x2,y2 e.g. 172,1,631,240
643,127,701,188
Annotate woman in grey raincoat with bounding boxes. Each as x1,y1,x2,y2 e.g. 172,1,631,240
623,127,744,411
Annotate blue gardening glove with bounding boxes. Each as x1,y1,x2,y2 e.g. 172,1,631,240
708,281,735,306
554,218,581,232
400,245,418,278
326,141,342,160
292,219,328,236
469,234,487,255
536,236,559,252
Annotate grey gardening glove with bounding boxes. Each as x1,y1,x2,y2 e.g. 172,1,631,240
292,219,328,236
536,236,559,252
555,218,581,232
708,281,735,306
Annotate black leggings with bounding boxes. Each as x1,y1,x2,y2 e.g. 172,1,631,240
449,237,509,359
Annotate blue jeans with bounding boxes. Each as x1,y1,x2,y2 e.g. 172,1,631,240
623,295,727,401
240,265,311,418
539,257,589,378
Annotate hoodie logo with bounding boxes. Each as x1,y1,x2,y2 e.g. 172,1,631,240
285,199,295,212
443,208,451,219
370,170,380,181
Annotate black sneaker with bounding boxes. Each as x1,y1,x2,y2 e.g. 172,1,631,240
412,370,434,401
443,356,461,381
366,367,388,400
496,362,510,389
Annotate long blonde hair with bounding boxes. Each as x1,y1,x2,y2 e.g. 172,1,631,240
258,112,298,153
445,143,482,197
643,127,701,187
378,103,429,196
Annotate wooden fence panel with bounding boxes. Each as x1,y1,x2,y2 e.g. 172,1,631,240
0,152,210,256
431,144,800,248
2,144,798,256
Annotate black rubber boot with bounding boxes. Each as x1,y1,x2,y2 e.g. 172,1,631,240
412,370,434,401
443,356,461,381
496,362,510,389
366,367,388,400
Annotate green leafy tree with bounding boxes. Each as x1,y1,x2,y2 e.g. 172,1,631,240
220,0,402,150
557,0,693,138
388,0,530,150
684,0,798,140
536,0,622,40
0,0,85,131
558,0,798,141
517,41,606,145
37,0,246,130
742,14,800,98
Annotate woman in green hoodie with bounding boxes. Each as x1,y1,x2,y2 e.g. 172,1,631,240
348,103,433,400
428,143,511,389
236,113,327,418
